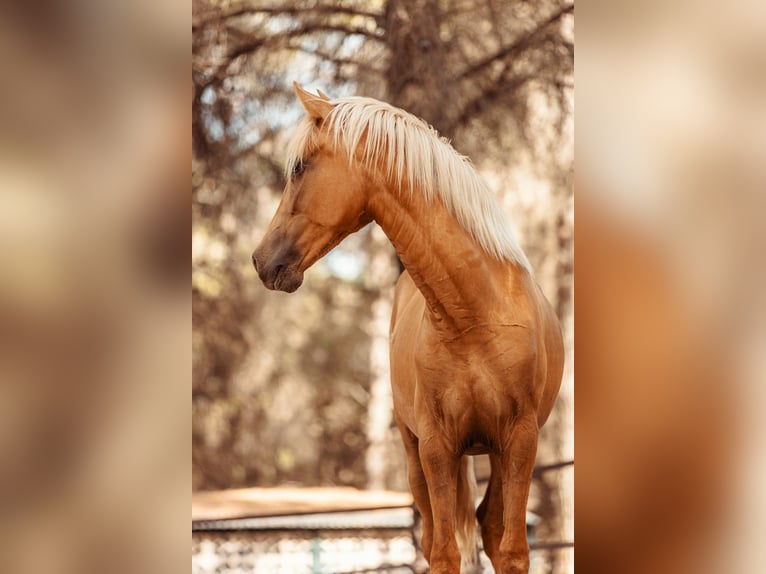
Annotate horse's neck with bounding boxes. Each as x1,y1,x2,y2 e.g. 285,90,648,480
368,181,523,335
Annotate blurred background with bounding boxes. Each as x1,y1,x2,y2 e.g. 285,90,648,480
576,1,766,573
0,1,188,574
1,1,762,573
192,0,573,572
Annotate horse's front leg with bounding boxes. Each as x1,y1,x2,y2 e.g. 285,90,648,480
498,413,538,574
418,432,461,574
397,422,434,563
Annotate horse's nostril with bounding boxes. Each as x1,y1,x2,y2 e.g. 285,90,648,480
274,264,284,276
251,253,259,272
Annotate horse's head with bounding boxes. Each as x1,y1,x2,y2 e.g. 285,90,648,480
252,83,373,292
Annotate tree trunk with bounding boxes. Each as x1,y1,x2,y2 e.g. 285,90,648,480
384,0,452,137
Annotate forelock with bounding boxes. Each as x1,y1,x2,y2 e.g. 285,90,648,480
284,116,321,179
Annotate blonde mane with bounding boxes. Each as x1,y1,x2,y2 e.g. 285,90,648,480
285,95,531,271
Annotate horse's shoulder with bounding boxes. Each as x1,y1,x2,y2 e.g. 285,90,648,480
391,270,423,333
394,269,416,296
392,271,418,312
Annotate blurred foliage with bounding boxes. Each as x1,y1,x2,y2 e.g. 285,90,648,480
192,0,573,509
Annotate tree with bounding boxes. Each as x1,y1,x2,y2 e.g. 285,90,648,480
193,0,572,157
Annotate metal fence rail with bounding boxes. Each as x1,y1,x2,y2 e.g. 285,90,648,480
192,460,573,573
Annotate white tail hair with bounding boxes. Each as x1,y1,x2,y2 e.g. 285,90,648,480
456,456,478,569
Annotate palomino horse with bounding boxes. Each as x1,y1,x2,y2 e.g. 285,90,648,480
252,83,564,574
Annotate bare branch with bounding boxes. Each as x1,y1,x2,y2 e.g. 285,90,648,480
289,45,385,75
219,22,383,69
193,4,382,29
458,3,574,82
449,73,536,133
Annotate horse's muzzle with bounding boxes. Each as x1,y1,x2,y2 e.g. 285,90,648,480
251,245,304,293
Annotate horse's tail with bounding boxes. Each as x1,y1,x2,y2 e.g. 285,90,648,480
456,455,478,568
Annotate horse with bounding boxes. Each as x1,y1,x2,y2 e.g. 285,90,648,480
252,82,564,574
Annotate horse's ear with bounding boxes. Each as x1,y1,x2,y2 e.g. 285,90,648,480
293,81,332,120
316,89,331,101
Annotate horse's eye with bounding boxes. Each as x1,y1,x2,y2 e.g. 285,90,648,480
292,160,305,178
